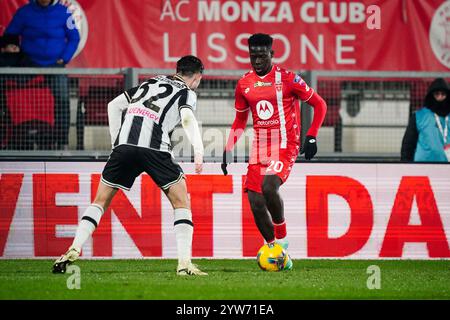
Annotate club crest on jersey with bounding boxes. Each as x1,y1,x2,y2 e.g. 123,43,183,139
294,75,311,91
256,100,274,120
275,83,283,92
294,74,302,83
254,81,272,88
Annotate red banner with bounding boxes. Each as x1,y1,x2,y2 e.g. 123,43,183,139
1,0,450,71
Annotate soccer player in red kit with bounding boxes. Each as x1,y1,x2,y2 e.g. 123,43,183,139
221,34,327,269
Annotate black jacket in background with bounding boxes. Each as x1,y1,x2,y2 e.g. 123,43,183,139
400,78,450,162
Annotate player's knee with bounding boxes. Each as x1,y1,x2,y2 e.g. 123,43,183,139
261,181,277,199
170,192,190,209
248,192,265,212
93,193,111,209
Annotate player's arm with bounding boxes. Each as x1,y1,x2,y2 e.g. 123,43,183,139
107,93,129,147
221,84,250,175
305,91,327,137
225,109,250,152
291,74,327,160
107,86,140,147
180,107,204,174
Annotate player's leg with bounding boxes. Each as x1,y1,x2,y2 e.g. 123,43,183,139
52,182,117,273
261,174,293,270
245,164,276,243
142,148,206,276
71,182,118,251
261,175,288,247
53,145,140,274
164,180,207,276
247,190,275,243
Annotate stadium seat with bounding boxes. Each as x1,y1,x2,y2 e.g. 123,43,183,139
76,77,124,150
318,80,343,152
4,75,55,150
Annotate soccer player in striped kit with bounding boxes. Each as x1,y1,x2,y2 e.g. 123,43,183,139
53,56,207,276
221,34,327,269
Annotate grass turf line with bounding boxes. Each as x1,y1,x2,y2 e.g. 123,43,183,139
0,259,449,299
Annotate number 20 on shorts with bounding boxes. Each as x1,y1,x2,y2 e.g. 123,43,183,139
267,160,284,173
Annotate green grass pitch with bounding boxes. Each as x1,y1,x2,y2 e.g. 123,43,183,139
0,259,449,299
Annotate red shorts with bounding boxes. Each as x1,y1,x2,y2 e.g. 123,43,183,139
244,145,299,194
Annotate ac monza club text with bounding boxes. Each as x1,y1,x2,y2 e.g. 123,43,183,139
1,172,448,258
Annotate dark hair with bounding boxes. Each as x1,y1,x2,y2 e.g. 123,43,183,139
0,35,20,49
248,33,273,48
176,55,204,77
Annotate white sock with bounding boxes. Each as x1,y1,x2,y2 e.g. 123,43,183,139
71,204,104,251
173,208,193,265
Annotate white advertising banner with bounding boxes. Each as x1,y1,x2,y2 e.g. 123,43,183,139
0,162,449,259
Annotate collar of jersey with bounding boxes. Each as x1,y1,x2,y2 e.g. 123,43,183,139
173,74,188,85
253,65,275,80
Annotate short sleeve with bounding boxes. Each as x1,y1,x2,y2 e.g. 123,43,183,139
289,72,315,102
178,89,197,112
123,86,140,103
234,81,249,112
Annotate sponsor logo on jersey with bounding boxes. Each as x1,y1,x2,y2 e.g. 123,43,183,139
296,76,311,92
254,81,272,88
256,100,274,120
245,87,250,94
257,119,280,126
127,106,160,122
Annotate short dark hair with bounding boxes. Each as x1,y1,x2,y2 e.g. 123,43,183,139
248,33,273,48
176,55,204,77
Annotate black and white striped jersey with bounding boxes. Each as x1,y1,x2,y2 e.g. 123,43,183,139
113,75,197,153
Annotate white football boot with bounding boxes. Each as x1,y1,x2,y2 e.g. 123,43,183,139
177,261,208,276
52,247,80,274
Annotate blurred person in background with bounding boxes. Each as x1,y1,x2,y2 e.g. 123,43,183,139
4,0,80,150
0,35,23,67
0,35,24,148
401,78,450,162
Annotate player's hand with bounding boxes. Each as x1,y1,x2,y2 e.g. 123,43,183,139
194,153,203,174
300,135,317,160
221,150,232,175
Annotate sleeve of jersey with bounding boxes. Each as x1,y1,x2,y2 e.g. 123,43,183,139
180,108,204,156
290,73,315,102
178,90,197,112
225,109,249,152
305,91,328,137
289,73,327,137
234,82,249,112
123,86,140,103
107,93,129,146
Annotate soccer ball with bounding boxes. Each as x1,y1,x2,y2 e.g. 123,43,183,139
256,243,290,272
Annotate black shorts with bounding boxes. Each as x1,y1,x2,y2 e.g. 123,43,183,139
101,145,184,191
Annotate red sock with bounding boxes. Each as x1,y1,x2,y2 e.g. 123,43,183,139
273,220,287,239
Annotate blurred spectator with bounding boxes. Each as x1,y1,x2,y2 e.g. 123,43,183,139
401,78,450,162
4,0,80,149
0,35,24,67
0,35,24,148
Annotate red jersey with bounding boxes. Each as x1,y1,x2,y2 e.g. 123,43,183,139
235,65,314,151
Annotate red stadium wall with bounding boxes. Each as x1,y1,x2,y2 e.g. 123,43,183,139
1,162,449,259
1,0,450,71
